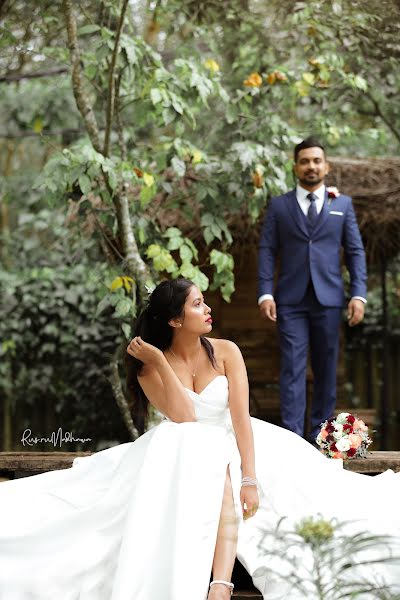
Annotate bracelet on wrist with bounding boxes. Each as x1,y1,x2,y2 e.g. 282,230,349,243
241,476,258,487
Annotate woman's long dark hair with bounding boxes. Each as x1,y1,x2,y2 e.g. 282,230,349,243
125,278,216,435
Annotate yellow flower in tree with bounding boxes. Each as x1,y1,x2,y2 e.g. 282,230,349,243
143,172,154,187
302,72,315,85
267,71,288,85
32,117,43,133
121,276,134,293
133,167,143,178
110,276,134,293
110,277,123,291
192,149,203,164
243,72,262,87
204,59,220,73
295,80,311,97
252,171,264,188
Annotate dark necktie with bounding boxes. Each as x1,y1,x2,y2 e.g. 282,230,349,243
307,192,317,226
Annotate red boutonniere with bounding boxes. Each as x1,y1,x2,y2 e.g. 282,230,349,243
327,186,340,205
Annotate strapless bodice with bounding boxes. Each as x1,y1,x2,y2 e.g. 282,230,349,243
164,375,232,429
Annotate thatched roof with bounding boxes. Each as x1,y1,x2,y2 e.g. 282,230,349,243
327,157,400,265
152,156,400,266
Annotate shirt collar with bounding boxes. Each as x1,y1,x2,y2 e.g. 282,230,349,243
296,183,326,203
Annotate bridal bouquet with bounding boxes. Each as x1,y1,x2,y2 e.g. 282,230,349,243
316,413,372,459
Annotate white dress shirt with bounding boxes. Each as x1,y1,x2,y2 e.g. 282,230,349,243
258,183,366,305
296,182,325,216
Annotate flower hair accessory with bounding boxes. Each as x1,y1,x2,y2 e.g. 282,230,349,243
316,412,372,459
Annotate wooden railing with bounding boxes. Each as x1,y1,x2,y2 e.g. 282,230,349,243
342,451,400,474
0,451,92,480
1,450,399,481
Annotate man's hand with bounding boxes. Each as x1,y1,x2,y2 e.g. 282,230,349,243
259,299,277,322
347,299,365,327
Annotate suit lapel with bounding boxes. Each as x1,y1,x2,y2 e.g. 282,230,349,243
284,190,309,238
312,189,330,238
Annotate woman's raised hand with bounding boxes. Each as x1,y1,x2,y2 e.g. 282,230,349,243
126,336,164,366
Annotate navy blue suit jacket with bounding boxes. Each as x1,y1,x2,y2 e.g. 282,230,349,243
258,189,367,307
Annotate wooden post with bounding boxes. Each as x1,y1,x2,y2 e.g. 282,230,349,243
380,248,389,449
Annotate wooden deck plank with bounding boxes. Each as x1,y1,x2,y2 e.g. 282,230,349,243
0,452,92,472
343,451,400,473
1,451,399,477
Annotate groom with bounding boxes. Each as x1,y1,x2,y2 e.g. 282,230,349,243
258,137,367,444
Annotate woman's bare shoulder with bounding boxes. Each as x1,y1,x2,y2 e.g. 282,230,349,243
205,337,242,357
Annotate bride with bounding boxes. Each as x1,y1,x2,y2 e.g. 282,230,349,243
126,277,260,600
0,277,399,600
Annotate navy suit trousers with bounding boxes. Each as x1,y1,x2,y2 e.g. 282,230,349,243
276,282,342,441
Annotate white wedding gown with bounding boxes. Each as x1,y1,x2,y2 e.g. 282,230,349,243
0,375,399,600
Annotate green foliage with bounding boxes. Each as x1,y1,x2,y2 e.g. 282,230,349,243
255,515,400,599
1,0,399,439
3,0,399,307
0,78,79,136
295,516,334,548
209,249,235,302
0,262,131,448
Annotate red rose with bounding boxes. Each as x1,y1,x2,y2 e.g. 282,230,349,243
326,434,334,443
326,423,335,433
347,415,355,424
343,424,353,432
347,447,356,458
330,442,338,452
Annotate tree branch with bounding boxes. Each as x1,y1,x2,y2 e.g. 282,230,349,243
144,0,161,45
0,68,68,83
62,0,102,153
109,344,138,440
0,128,81,138
103,0,130,157
366,91,400,145
62,0,154,434
0,0,10,20
114,184,153,300
115,72,128,161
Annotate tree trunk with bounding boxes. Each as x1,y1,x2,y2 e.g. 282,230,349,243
63,0,102,153
62,0,154,436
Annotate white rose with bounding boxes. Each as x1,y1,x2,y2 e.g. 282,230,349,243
333,424,343,439
336,413,350,425
336,437,351,452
